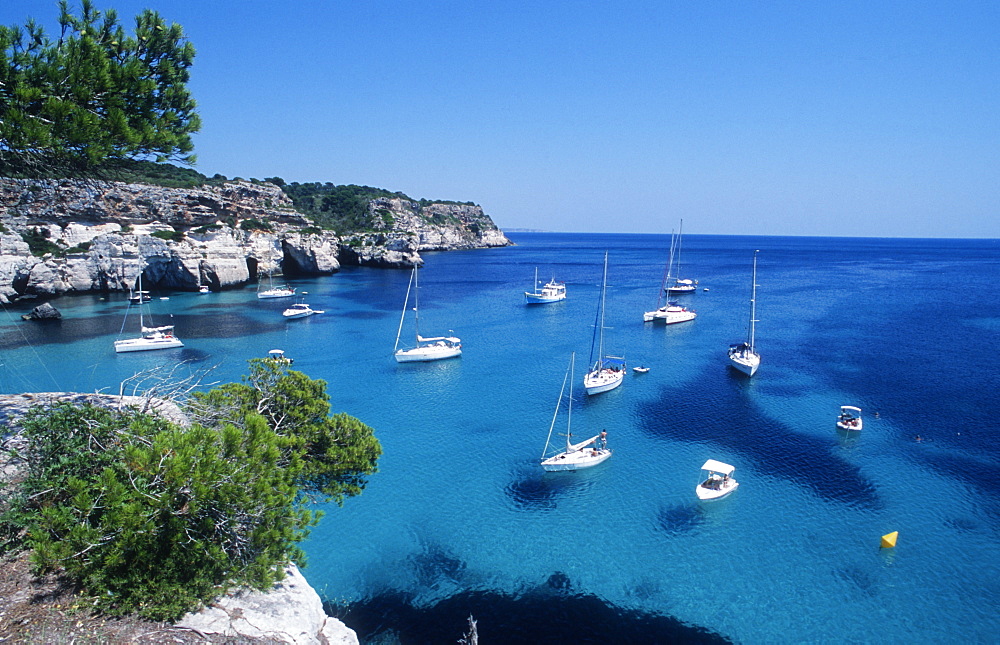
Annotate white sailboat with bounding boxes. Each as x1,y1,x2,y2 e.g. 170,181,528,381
114,262,183,353
728,250,761,376
665,219,697,294
393,265,462,363
696,459,739,500
524,267,566,304
257,269,295,299
644,234,697,324
583,252,625,395
541,353,612,471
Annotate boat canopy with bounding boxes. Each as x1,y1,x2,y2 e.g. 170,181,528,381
701,459,735,475
141,325,174,334
676,279,694,285
417,335,460,344
603,356,626,367
841,406,862,415
268,349,285,356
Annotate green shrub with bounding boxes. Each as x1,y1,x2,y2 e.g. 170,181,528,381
0,361,381,621
151,229,185,242
239,218,273,232
20,228,63,256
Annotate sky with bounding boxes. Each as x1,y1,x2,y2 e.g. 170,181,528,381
3,1,999,237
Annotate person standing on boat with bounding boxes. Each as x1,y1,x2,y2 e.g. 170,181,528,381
599,429,608,450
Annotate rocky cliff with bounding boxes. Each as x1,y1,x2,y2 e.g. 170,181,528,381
0,177,511,301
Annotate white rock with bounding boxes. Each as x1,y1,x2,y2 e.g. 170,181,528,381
176,564,359,645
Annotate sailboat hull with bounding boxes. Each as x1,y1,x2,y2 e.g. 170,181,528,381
394,345,462,362
541,448,612,471
584,369,624,395
728,352,760,376
114,336,184,353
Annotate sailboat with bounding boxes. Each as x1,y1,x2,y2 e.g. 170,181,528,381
114,261,183,353
665,219,697,294
728,250,761,376
257,269,295,299
541,353,612,471
524,267,566,304
393,264,462,362
644,231,697,324
583,252,625,395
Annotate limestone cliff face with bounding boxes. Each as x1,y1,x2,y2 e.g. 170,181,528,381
331,197,512,267
0,178,511,300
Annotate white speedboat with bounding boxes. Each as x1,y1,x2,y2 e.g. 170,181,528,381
115,259,183,353
257,270,295,299
525,268,566,304
728,250,761,376
282,302,323,319
584,253,624,394
394,265,462,362
696,459,739,500
541,353,612,472
836,406,863,431
267,349,293,364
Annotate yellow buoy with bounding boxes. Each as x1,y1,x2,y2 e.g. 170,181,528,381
880,531,898,548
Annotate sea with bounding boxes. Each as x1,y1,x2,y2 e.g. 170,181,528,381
2,232,999,644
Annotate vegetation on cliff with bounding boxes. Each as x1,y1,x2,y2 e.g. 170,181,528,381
281,181,478,232
0,360,381,621
0,0,200,177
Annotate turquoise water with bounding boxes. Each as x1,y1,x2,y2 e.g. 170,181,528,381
2,233,999,643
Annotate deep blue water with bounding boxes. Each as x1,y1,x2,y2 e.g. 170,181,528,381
2,232,999,643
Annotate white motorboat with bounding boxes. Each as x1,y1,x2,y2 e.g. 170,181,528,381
728,250,761,376
632,366,650,374
836,406,863,431
696,459,739,500
541,353,612,472
394,265,462,362
267,349,293,364
115,260,183,353
257,269,295,299
198,285,210,294
665,219,697,294
525,267,566,304
282,302,323,319
584,252,624,394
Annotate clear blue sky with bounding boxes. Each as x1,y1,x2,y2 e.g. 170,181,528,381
4,1,999,237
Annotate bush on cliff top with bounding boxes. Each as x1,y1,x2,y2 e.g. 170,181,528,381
0,360,382,621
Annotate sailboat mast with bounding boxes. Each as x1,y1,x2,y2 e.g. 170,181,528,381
748,250,758,351
566,353,574,451
597,252,608,367
675,219,684,279
394,267,414,352
413,264,421,342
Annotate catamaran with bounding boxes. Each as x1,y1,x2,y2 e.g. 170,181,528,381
583,252,625,394
728,250,761,376
541,353,612,471
394,265,462,362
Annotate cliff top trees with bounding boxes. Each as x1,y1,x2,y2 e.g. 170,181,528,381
0,0,200,177
0,361,381,621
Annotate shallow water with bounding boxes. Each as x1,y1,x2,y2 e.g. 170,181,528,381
3,233,999,643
